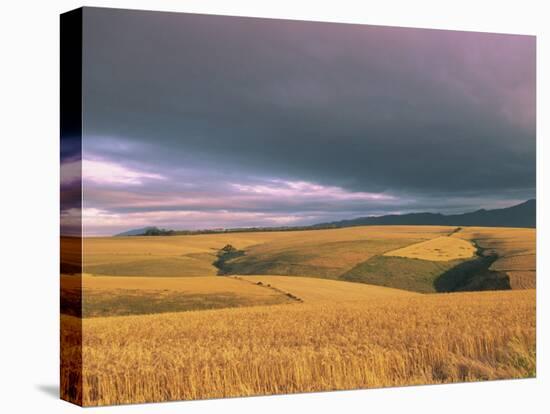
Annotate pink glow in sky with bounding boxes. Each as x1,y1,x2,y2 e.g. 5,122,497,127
232,180,396,201
82,158,165,185
75,11,535,236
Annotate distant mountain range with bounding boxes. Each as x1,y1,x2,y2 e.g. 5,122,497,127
313,199,536,229
115,199,535,236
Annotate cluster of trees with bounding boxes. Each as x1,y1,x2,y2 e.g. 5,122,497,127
142,227,176,236
136,225,335,236
213,244,244,275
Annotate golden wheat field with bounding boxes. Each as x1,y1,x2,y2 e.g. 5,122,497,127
61,225,536,406
61,275,296,317
62,288,535,406
239,275,418,302
81,225,454,277
383,236,476,261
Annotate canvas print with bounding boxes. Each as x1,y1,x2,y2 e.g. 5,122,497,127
60,7,536,406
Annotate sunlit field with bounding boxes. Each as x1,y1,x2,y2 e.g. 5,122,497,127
61,225,536,406
82,226,452,277
383,236,476,261
61,275,295,317
62,288,535,406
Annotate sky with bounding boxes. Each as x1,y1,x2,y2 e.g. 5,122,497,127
65,7,535,236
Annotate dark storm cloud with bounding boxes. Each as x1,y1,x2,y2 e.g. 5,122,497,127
80,8,535,234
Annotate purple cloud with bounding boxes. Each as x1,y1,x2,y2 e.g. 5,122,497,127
76,9,535,235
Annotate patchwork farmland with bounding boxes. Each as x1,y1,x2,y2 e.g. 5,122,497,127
61,225,536,405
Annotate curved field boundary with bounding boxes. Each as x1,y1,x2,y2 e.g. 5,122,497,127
383,236,476,261
238,275,417,304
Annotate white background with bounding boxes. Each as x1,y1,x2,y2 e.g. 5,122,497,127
0,0,547,412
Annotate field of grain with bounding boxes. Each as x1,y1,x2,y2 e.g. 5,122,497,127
222,226,453,277
82,226,454,278
60,225,536,406
61,275,295,317
82,232,285,276
83,225,535,293
383,236,476,261
341,255,462,293
239,275,418,303
61,288,535,406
